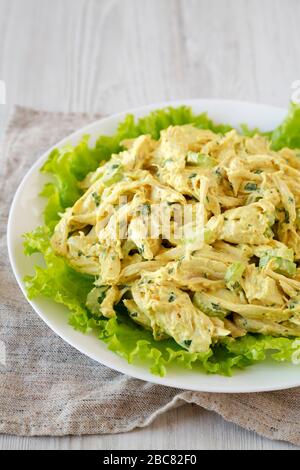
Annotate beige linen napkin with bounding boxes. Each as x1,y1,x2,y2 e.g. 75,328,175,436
1,106,300,445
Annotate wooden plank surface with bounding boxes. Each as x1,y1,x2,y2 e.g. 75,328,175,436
0,0,299,450
0,406,297,450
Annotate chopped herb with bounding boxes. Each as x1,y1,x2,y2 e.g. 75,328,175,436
284,209,290,224
140,203,151,215
288,300,299,309
183,340,192,347
244,182,257,192
91,191,101,206
254,169,262,174
168,292,176,303
211,302,221,311
78,250,83,257
214,167,222,177
188,173,197,179
130,312,138,318
231,281,240,290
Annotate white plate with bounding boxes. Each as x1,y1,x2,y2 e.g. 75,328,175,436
7,99,300,393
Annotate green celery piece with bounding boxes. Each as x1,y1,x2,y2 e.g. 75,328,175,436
259,256,296,277
102,163,123,187
186,151,217,168
224,262,246,289
193,292,229,319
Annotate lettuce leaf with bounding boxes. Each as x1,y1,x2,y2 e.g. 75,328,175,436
85,312,300,377
240,123,271,139
271,102,300,150
24,227,94,328
23,104,300,377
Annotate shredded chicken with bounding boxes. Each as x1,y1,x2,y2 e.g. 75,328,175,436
51,124,300,352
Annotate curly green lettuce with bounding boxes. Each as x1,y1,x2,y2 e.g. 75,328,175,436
23,105,300,377
271,103,300,150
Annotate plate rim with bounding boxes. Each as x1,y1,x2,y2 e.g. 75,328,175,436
8,98,300,393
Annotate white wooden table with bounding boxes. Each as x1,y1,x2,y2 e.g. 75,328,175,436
0,0,299,450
